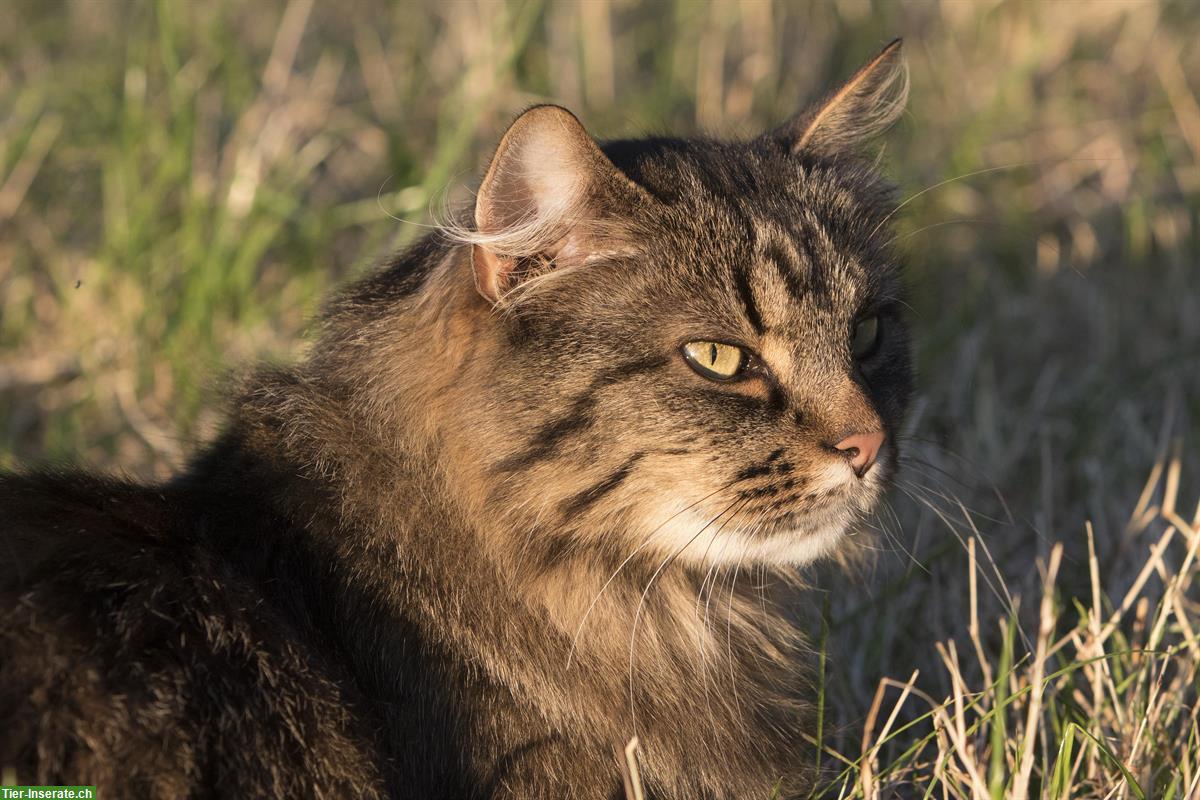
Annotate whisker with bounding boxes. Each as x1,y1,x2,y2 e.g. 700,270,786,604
725,548,748,721
879,217,990,250
627,496,749,734
896,462,1012,529
899,437,1015,525
868,158,1114,244
566,479,739,669
698,515,743,743
871,497,926,573
693,554,723,735
756,562,770,622
892,482,1030,650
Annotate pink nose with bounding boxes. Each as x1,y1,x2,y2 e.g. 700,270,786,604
833,431,885,477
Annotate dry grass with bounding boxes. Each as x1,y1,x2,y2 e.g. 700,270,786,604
2,1,1198,796
816,451,1200,798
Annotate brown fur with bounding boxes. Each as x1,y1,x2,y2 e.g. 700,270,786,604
1,42,913,798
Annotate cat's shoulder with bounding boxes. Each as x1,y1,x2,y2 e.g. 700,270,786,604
0,469,388,796
2,469,184,581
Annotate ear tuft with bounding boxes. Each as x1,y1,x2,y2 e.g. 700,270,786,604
474,105,597,239
778,39,908,157
463,105,635,305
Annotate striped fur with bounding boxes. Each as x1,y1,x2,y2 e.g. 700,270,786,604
1,42,913,799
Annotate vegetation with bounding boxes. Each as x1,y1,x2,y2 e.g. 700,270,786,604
2,1,1197,796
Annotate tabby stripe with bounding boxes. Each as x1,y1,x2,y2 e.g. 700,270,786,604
492,356,667,473
732,262,765,334
765,384,787,413
492,397,597,473
794,214,832,300
736,463,773,481
765,240,805,302
559,451,647,517
529,531,578,576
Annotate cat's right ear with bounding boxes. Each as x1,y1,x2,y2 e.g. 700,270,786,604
771,38,908,157
469,105,646,305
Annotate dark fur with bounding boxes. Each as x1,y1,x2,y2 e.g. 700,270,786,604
1,44,912,799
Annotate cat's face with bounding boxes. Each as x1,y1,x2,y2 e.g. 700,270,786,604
452,43,911,570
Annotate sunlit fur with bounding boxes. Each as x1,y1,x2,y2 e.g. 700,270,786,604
1,43,912,799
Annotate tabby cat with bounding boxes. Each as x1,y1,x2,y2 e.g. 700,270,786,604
0,40,912,799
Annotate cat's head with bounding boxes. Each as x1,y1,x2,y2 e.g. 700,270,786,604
420,41,912,572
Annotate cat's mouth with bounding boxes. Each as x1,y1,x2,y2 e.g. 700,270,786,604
748,452,888,520
745,451,894,554
648,461,887,567
738,488,881,564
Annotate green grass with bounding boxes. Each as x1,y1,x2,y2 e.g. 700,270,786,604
2,1,1199,796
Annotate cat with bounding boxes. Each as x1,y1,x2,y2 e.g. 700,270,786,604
0,39,912,799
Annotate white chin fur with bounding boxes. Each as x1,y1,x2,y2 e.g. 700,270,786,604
642,464,885,567
643,505,854,568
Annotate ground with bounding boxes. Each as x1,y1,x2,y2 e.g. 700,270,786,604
1,2,1198,796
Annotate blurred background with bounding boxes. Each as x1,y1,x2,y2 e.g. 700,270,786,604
2,0,1198,789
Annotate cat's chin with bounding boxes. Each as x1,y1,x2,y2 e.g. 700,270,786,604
643,508,853,568
644,464,887,568
645,506,867,569
728,522,851,566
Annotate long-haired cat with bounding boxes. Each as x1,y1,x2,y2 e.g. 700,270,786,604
1,40,911,799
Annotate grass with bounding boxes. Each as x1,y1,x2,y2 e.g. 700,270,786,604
813,457,1200,798
2,1,1198,796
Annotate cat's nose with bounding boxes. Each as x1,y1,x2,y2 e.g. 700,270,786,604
832,431,885,477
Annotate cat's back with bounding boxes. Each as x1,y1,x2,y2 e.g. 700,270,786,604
3,470,182,582
0,469,388,798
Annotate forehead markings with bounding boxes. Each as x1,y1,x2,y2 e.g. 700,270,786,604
749,221,809,333
747,221,856,409
731,259,765,336
763,232,805,305
800,208,866,312
795,210,837,301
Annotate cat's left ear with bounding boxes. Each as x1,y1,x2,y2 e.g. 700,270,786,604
469,105,649,305
771,38,908,157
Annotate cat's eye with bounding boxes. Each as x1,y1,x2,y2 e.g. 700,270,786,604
851,316,880,359
681,341,746,381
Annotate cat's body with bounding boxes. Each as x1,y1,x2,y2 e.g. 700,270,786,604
1,42,912,799
0,357,809,799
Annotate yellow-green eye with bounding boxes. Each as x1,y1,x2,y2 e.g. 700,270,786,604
851,316,880,359
682,341,745,381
